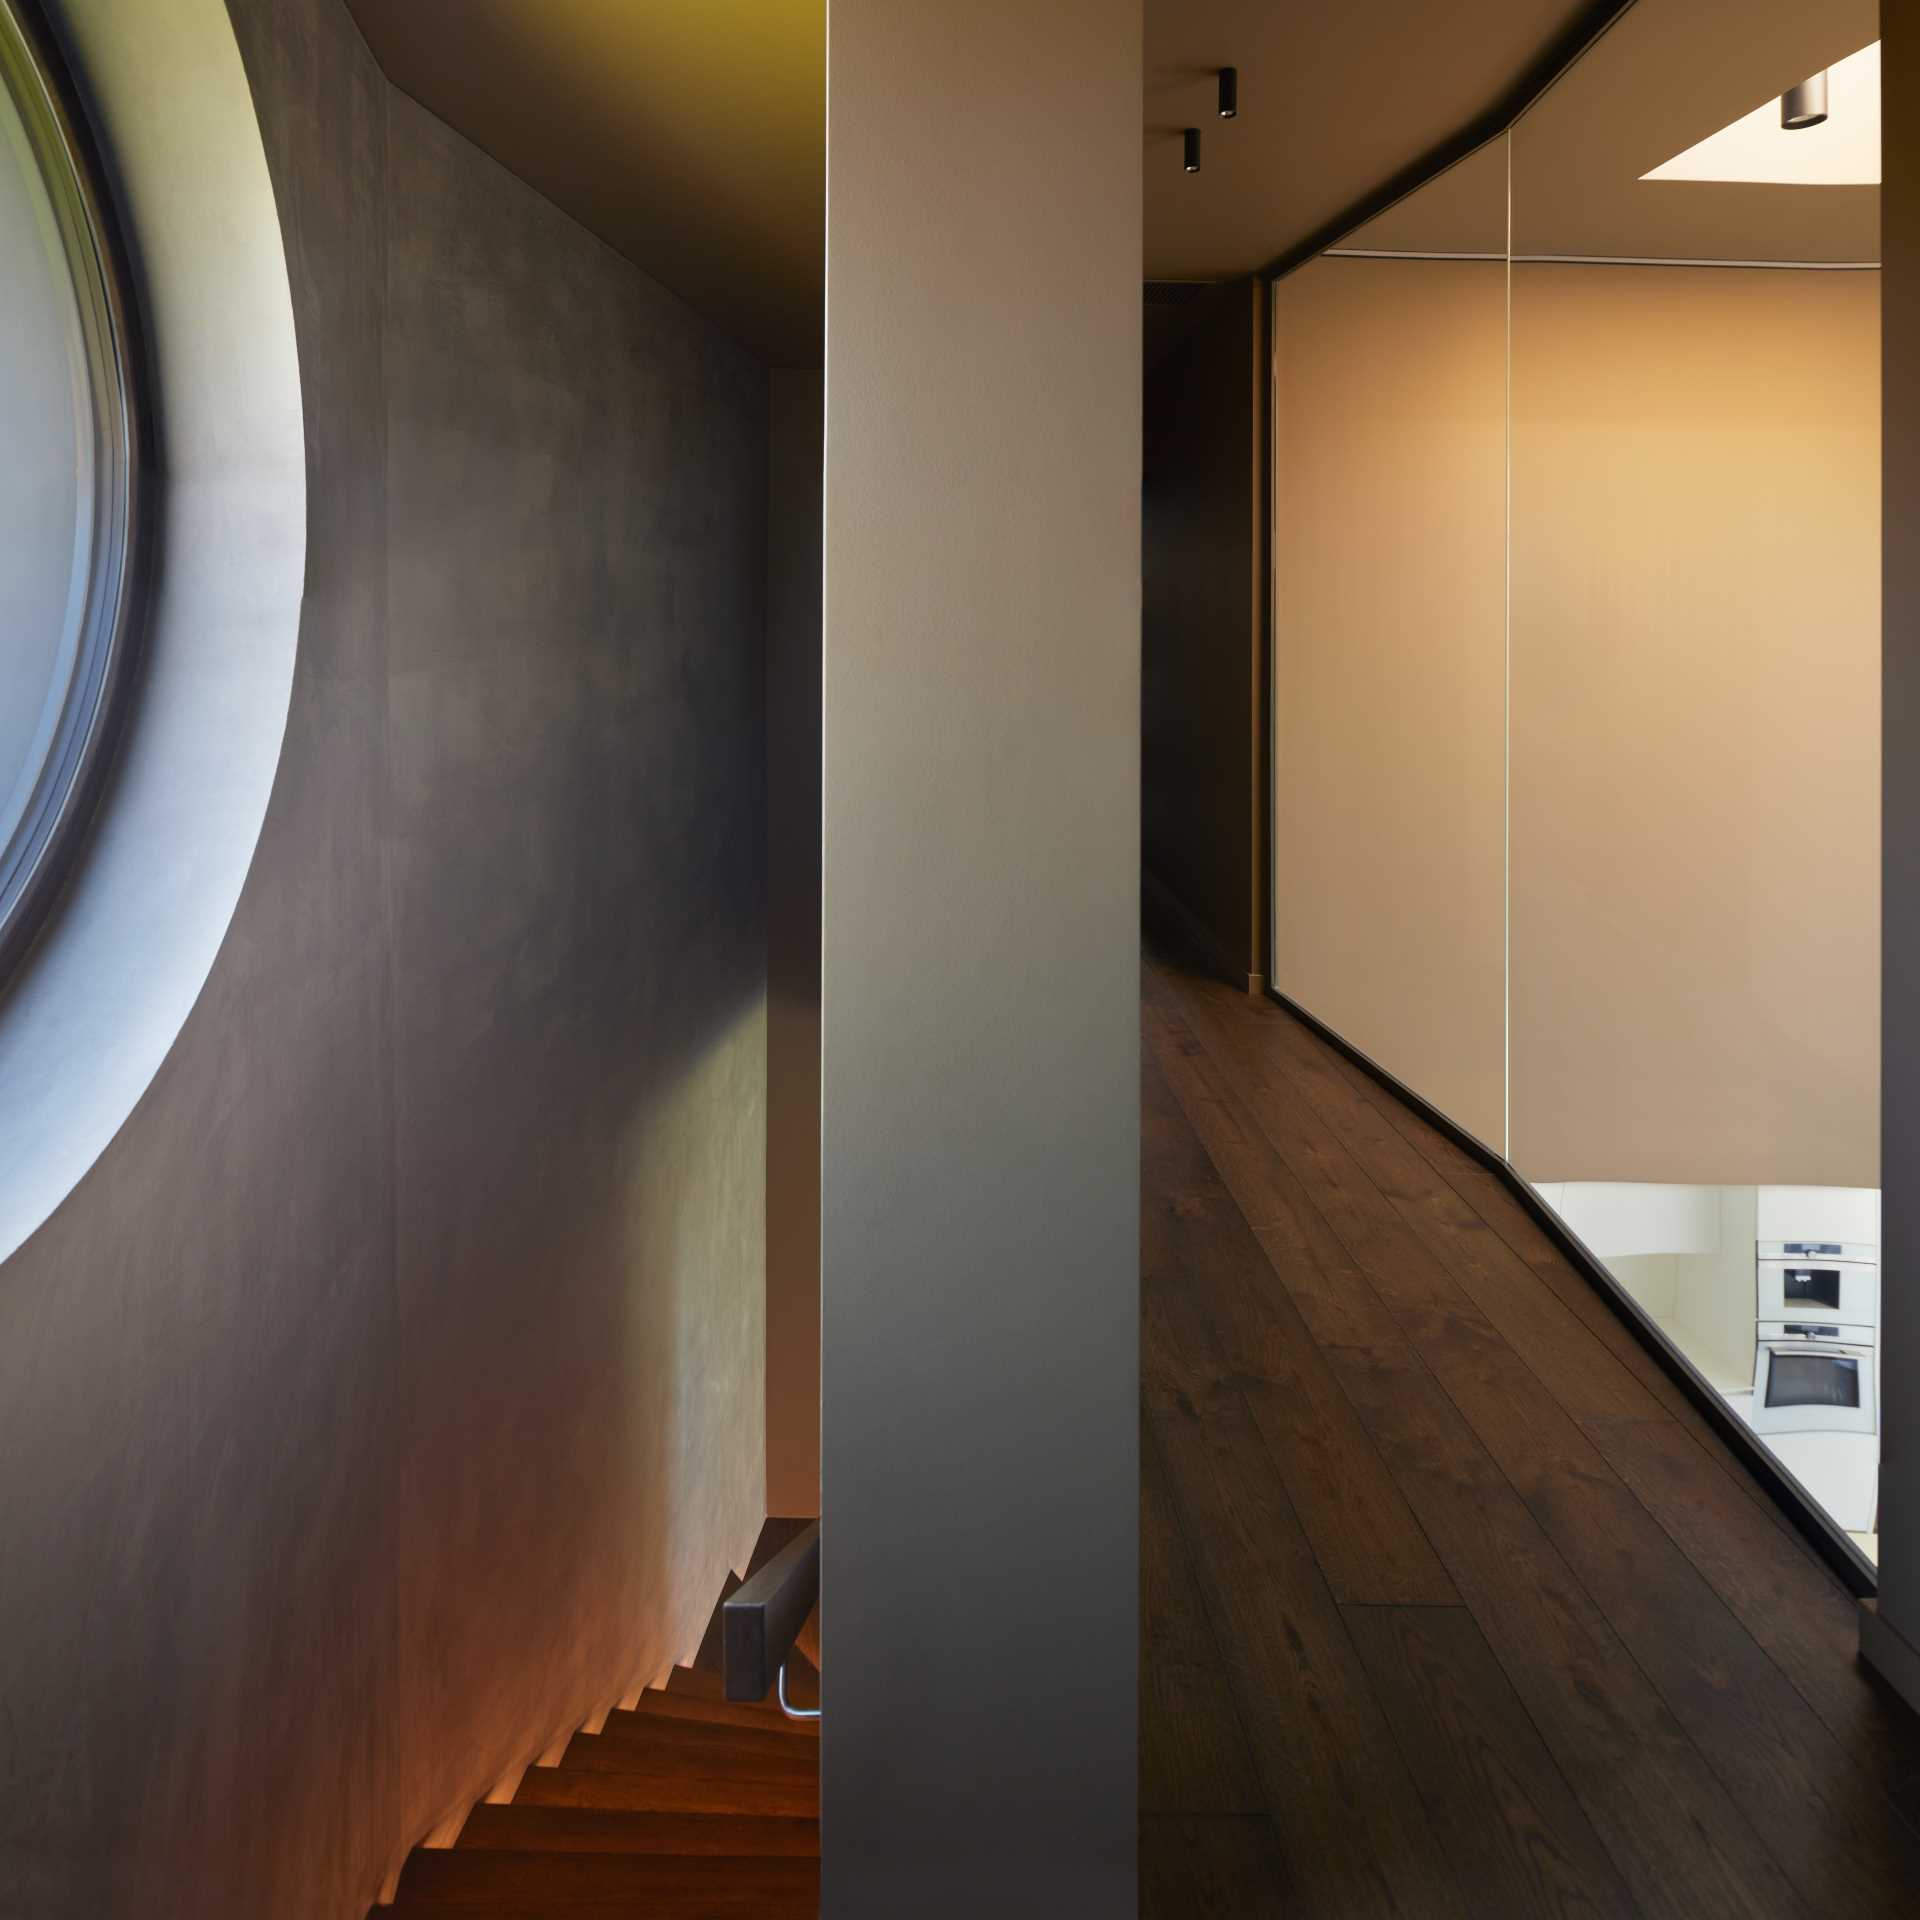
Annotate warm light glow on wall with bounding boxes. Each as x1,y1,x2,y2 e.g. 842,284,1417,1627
1643,42,1879,186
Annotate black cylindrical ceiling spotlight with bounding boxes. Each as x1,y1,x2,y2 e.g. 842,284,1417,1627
1781,69,1829,129
1218,67,1238,118
1183,126,1201,173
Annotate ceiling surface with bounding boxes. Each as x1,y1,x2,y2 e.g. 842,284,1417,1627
345,0,1631,366
1144,0,1604,281
345,0,826,365
1345,0,1877,263
1510,0,1877,261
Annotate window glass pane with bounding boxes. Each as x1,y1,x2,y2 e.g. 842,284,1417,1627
0,33,90,854
1510,0,1880,1557
0,2,131,959
1269,139,1509,1150
1270,0,1883,1569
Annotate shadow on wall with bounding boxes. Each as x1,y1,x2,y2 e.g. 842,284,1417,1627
1142,280,1261,992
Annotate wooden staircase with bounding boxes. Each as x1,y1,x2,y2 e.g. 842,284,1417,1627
376,1544,821,1918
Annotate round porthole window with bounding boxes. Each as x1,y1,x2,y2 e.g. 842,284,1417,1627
0,0,142,980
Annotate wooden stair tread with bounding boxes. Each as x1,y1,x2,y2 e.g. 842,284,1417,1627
663,1665,742,1703
371,1521,821,1914
513,1761,817,1820
387,1848,819,1914
665,1661,819,1714
627,1690,817,1738
456,1805,818,1857
573,1715,815,1768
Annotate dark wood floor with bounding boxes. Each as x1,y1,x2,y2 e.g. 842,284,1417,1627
1138,952,1920,1919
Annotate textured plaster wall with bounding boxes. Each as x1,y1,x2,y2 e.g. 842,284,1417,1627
1271,254,1509,1152
765,367,823,1520
0,0,769,1912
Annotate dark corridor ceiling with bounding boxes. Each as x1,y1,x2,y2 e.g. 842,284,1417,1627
345,0,1617,366
1143,0,1604,281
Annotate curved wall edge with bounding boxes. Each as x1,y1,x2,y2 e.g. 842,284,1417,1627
0,0,304,1263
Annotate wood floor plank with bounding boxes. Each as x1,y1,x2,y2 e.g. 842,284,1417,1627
1258,1011,1668,1420
1158,1247,1458,1608
1149,1390,1471,1919
1213,960,1843,1605
1297,1020,1804,1506
1402,1294,1920,1912
1237,1360,1458,1609
1342,1604,1642,1920
1141,1226,1236,1415
1139,1815,1294,1918
1171,969,1665,1424
1140,1424,1264,1815
1327,1340,1809,1920
1147,975,1497,1340
1142,1054,1457,1606
1143,995,1405,1349
1583,1414,1920,1831
1140,950,1920,1920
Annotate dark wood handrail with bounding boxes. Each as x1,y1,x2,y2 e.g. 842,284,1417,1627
723,1520,819,1704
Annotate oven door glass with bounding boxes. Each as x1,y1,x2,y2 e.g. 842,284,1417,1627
1765,1352,1861,1410
1781,1267,1843,1310
1756,1259,1877,1325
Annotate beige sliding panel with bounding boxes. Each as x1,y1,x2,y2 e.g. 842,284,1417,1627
1507,0,1880,1189
1271,143,1508,1149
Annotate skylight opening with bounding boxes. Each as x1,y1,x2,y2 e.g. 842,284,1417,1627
1643,41,1880,186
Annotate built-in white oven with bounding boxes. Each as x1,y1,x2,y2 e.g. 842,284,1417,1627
1755,1242,1877,1328
1751,1320,1877,1436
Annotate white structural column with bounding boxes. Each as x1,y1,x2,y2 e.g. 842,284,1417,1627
820,0,1143,1909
